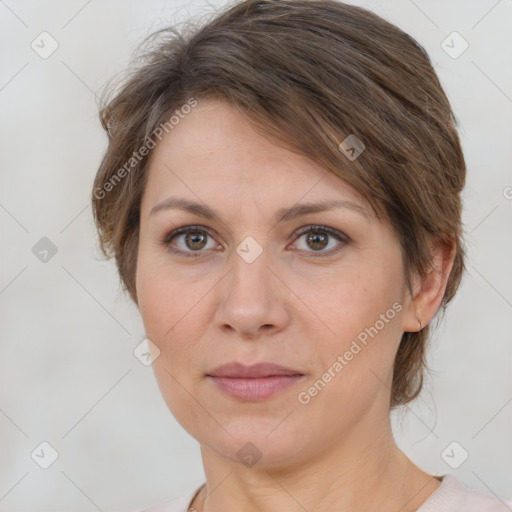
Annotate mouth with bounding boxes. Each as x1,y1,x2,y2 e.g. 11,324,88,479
206,362,306,401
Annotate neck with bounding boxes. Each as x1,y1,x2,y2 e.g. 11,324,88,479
192,417,441,512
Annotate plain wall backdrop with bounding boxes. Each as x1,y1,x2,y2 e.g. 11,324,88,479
1,0,511,510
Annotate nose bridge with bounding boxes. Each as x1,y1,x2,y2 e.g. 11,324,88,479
232,234,271,296
229,234,273,308
214,234,289,337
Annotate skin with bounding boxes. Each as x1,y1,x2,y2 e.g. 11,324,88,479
135,98,456,512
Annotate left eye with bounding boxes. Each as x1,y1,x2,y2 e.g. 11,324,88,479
291,225,348,257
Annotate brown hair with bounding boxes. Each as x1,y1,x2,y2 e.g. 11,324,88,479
91,0,466,408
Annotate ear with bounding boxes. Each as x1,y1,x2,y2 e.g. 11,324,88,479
402,236,457,333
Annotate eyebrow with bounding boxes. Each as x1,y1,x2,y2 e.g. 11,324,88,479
149,197,369,223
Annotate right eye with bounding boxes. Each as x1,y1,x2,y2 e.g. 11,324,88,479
160,225,221,258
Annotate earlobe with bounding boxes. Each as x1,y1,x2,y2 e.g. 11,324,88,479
402,236,457,333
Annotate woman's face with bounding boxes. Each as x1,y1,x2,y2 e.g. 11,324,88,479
136,98,414,468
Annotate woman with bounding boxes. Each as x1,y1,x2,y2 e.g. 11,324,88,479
91,1,512,511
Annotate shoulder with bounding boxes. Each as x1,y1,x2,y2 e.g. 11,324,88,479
419,474,512,512
130,485,202,512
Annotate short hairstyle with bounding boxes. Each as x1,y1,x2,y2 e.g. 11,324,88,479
91,0,466,408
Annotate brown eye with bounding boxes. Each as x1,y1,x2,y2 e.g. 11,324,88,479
292,225,349,257
162,226,218,258
184,231,208,251
305,231,329,251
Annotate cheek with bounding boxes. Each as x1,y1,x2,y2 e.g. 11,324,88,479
136,260,207,424
303,263,403,345
297,262,405,398
136,256,188,360
294,289,404,433
136,254,216,372
136,268,171,340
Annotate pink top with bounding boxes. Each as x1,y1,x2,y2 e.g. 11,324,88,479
137,474,512,512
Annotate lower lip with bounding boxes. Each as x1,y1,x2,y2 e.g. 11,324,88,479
208,375,305,401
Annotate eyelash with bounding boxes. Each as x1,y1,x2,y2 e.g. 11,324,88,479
160,224,350,259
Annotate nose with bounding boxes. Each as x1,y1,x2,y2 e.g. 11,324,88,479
213,244,291,340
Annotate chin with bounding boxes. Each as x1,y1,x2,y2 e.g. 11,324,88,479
196,415,316,469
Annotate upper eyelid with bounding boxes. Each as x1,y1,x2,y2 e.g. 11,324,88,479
294,224,348,239
164,224,349,246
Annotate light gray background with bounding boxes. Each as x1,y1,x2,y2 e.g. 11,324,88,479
1,0,511,510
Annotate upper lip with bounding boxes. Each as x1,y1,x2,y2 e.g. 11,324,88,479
207,362,304,378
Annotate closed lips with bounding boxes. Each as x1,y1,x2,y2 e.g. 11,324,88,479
207,362,304,378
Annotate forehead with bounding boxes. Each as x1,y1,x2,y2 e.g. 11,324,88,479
142,98,369,216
